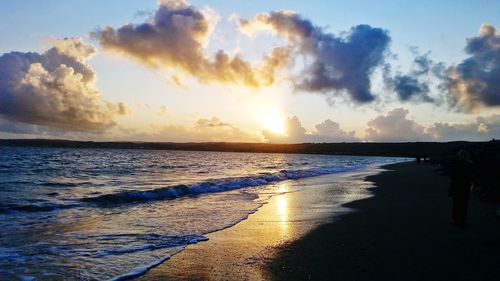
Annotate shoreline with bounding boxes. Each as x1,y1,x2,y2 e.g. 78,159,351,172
136,163,387,280
134,161,500,280
268,162,500,280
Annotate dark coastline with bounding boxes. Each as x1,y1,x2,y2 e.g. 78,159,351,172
0,138,495,159
267,162,500,281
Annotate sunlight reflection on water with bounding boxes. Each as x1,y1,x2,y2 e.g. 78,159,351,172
0,147,407,280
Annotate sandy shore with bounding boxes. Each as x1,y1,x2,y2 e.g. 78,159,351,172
138,162,500,280
137,166,380,280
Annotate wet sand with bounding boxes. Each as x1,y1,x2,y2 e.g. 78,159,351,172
138,162,500,280
137,167,380,280
269,162,500,280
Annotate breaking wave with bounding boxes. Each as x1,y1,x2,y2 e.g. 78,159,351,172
80,165,360,206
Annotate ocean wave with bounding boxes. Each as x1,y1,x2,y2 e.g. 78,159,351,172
0,165,363,213
0,203,77,214
80,165,361,206
94,234,208,258
40,180,92,187
108,255,173,281
81,233,207,281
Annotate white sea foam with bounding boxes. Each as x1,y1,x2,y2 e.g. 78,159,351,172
80,165,363,206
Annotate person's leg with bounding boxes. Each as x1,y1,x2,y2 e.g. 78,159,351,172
452,196,460,225
461,194,470,225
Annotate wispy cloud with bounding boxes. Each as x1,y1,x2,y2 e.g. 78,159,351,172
383,49,436,103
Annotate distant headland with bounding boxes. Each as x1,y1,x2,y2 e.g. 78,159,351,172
1,138,498,159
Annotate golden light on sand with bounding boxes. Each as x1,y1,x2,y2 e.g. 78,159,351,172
275,182,291,236
277,182,288,193
276,196,289,224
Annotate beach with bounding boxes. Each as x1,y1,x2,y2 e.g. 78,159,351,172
139,162,500,281
2,1,500,279
137,165,380,280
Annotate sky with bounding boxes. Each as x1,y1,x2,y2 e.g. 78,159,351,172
0,0,499,143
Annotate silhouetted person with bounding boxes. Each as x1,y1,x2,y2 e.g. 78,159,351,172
423,153,429,162
448,150,474,227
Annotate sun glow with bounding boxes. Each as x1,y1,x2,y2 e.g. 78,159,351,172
259,109,286,135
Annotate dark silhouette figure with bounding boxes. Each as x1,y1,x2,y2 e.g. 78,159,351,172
422,153,429,162
448,150,474,227
416,155,422,163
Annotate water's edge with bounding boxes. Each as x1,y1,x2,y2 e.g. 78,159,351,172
121,161,408,281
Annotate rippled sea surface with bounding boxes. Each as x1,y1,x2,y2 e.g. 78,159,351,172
0,147,406,280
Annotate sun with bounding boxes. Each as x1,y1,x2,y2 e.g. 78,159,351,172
259,109,286,135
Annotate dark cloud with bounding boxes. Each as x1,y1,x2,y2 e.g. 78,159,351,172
0,38,127,131
0,118,46,135
240,11,391,103
390,75,431,102
263,116,359,143
0,117,88,138
92,0,290,88
384,51,435,102
443,24,500,112
384,24,499,111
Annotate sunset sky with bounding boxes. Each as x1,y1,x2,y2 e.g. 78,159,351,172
0,0,499,143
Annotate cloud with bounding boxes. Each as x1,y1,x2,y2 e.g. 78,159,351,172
240,11,391,103
0,38,126,131
262,116,305,143
427,114,500,141
0,117,119,140
92,0,290,88
263,116,360,143
313,119,360,142
443,24,500,112
0,118,47,135
390,75,431,102
365,108,432,142
384,50,435,103
365,108,500,142
131,116,260,142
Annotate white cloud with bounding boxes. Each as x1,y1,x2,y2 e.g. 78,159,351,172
365,108,432,142
365,108,500,142
92,0,290,88
0,38,127,132
263,116,360,143
427,114,500,141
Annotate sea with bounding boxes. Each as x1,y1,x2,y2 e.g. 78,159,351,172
0,147,407,280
